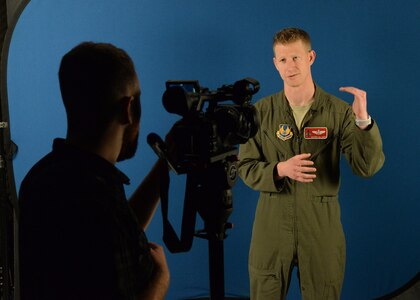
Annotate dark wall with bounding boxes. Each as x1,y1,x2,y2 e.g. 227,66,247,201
5,0,420,299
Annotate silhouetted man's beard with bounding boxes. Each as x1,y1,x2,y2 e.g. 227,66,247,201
117,122,139,162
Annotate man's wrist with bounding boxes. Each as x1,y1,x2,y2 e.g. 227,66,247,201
355,115,371,127
275,162,284,179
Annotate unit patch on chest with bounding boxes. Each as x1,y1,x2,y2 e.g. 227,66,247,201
276,124,293,141
304,127,328,139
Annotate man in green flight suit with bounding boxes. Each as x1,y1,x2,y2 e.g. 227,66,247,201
238,28,385,300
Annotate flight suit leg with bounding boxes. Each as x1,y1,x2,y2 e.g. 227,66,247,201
298,195,346,300
248,193,296,300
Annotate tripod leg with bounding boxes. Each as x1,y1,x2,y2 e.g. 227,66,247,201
208,235,225,300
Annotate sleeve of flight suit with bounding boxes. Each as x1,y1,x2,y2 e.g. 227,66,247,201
238,138,282,193
238,98,286,193
340,107,385,177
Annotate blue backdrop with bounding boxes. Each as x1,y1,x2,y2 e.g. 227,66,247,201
6,0,420,299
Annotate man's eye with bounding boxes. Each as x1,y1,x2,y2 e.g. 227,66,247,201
293,56,299,61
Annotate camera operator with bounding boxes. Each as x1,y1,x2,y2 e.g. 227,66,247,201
19,42,169,300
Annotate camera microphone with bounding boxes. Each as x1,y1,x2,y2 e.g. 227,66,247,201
147,132,164,148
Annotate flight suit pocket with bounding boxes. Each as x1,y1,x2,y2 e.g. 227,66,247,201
312,195,338,203
310,195,345,247
311,195,341,223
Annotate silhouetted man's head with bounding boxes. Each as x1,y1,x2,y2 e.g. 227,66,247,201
59,42,141,161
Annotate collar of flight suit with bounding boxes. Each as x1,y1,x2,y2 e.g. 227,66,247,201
279,83,327,117
276,83,328,134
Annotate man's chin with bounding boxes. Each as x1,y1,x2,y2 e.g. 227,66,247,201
117,142,138,162
117,130,139,162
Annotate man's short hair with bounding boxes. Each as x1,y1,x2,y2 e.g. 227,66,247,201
58,42,139,135
272,28,312,51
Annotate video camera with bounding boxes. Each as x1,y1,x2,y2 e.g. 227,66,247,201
147,77,259,258
148,77,259,174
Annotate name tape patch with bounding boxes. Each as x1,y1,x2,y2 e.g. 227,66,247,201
304,127,328,139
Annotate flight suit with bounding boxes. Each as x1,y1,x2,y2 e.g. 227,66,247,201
238,85,384,299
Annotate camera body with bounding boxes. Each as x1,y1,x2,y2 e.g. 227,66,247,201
162,78,260,174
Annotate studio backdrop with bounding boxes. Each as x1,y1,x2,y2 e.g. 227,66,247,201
1,0,419,299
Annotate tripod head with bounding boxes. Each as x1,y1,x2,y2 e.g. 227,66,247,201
188,153,237,241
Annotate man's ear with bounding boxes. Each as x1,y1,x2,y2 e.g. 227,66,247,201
309,49,316,65
120,96,134,125
273,57,280,72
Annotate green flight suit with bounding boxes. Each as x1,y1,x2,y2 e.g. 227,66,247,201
238,85,385,300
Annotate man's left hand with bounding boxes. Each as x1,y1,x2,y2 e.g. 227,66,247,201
339,86,369,120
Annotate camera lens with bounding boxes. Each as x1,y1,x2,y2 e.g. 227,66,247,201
213,104,258,146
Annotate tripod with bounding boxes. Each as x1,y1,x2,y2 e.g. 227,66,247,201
148,133,249,299
187,157,240,300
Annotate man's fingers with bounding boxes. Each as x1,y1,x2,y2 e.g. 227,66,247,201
148,242,158,248
296,153,312,159
299,160,315,166
300,170,316,178
281,153,316,182
301,166,317,173
294,153,314,166
339,86,357,94
296,174,316,183
148,242,163,252
339,86,366,97
292,166,317,183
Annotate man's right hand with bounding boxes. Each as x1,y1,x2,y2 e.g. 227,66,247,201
276,153,316,183
139,242,170,300
149,242,170,286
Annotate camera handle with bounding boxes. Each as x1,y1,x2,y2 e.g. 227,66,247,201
148,133,198,252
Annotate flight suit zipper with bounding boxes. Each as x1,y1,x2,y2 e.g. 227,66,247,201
285,108,301,261
291,108,315,265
